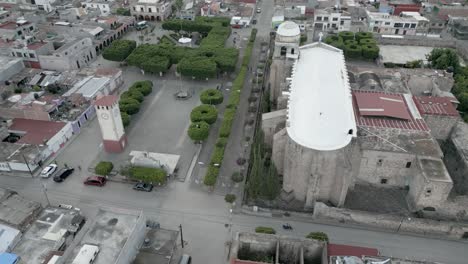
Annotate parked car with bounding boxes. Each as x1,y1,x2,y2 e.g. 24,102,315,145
256,8,261,13
83,176,106,187
133,183,153,192
40,164,58,178
53,168,75,182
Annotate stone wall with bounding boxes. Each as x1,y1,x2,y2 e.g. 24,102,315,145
272,128,287,174
442,124,468,195
355,150,415,187
313,202,468,239
261,109,286,146
424,115,459,140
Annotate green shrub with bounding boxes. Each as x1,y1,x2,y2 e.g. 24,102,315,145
224,108,236,121
190,104,218,124
103,40,136,62
122,89,144,103
141,56,170,74
178,56,217,79
231,171,244,182
119,98,140,115
300,34,307,45
216,137,228,148
121,111,130,127
344,44,362,58
344,39,358,46
95,161,113,176
210,146,225,165
219,118,233,137
405,60,423,68
338,31,354,41
188,121,210,141
115,7,131,16
130,166,166,184
200,89,223,105
359,38,377,45
306,232,329,242
361,44,379,60
255,226,276,234
225,194,236,203
131,80,153,96
203,165,219,186
355,31,373,41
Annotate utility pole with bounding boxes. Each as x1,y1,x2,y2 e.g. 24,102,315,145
41,182,51,207
22,154,33,178
179,224,184,248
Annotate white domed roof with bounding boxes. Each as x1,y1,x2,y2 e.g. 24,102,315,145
277,21,300,37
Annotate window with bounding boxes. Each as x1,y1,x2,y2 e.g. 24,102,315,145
394,23,403,28
148,8,152,12
17,30,22,35
140,7,144,12
133,7,136,11
16,52,22,57
410,24,416,28
316,16,322,21
340,20,344,25
439,23,443,26
425,189,432,196
29,26,33,31
380,178,388,184
385,22,391,25
406,162,411,168
324,16,329,21
331,24,337,29
332,17,338,21
157,8,159,12
375,21,380,25
404,23,410,28
29,53,35,58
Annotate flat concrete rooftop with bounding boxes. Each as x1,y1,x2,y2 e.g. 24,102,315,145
133,228,179,264
419,157,452,182
379,45,434,65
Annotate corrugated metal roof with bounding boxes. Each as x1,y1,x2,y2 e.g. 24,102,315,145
354,92,412,120
414,96,459,117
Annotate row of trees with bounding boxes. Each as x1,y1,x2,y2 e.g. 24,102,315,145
103,40,136,62
325,31,379,60
119,80,153,127
125,17,237,79
203,29,258,186
187,89,224,142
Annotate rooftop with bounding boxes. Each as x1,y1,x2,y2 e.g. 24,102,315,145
379,45,434,65
94,95,118,107
327,243,379,258
66,208,144,264
0,143,45,164
286,42,356,151
26,41,48,50
0,56,23,71
0,224,20,252
76,77,110,99
8,118,67,145
13,207,84,264
353,90,429,132
0,188,42,231
414,96,459,117
418,157,452,182
133,228,179,264
277,21,300,37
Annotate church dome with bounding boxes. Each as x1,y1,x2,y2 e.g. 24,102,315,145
277,21,300,37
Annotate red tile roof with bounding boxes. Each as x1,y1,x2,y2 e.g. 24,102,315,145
328,243,379,258
353,91,429,131
393,5,421,15
414,96,459,117
0,21,18,29
438,8,468,20
94,95,118,107
354,91,412,120
27,42,47,50
9,118,66,145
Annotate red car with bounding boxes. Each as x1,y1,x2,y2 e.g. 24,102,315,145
83,176,107,187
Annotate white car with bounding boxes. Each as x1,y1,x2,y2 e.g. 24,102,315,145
40,164,58,178
256,8,261,13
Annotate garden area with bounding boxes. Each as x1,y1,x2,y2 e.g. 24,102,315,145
325,31,379,60
124,16,239,78
118,80,153,127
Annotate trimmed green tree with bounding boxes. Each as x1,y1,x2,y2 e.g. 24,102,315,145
177,56,217,79
95,161,113,176
255,226,276,234
203,165,219,186
131,80,153,96
427,48,460,72
121,89,144,103
121,111,130,127
344,39,358,46
190,104,218,124
306,232,329,242
200,89,223,105
141,56,170,74
188,121,210,141
225,194,236,203
115,7,131,16
355,31,373,41
210,146,225,165
344,44,362,59
102,40,136,62
130,166,166,184
361,44,380,60
119,98,140,115
338,31,354,41
359,38,377,45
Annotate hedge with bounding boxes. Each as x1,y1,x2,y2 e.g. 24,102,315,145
338,31,354,41
359,38,377,45
344,44,362,59
187,121,210,141
141,56,170,74
130,166,166,184
210,146,225,165
203,165,219,186
121,111,130,127
162,20,213,34
216,137,228,147
306,232,329,242
355,31,373,41
119,98,141,115
130,80,153,96
121,89,144,103
95,161,113,176
190,104,218,124
344,39,358,46
177,56,217,79
255,226,276,234
200,89,223,105
102,40,136,62
361,44,380,60
225,194,236,203
202,29,256,186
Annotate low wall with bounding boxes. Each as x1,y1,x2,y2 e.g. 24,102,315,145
375,35,456,48
313,202,468,240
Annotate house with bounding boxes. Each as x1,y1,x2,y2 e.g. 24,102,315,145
0,56,24,82
130,0,172,21
366,10,421,35
314,7,351,32
38,38,96,71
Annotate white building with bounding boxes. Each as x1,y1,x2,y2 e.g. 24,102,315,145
314,8,351,32
82,0,113,16
95,95,127,153
131,0,172,21
0,224,21,252
274,21,300,59
0,56,25,82
39,37,96,71
35,0,56,12
366,10,424,35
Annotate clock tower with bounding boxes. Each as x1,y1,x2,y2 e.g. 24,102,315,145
94,95,127,153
